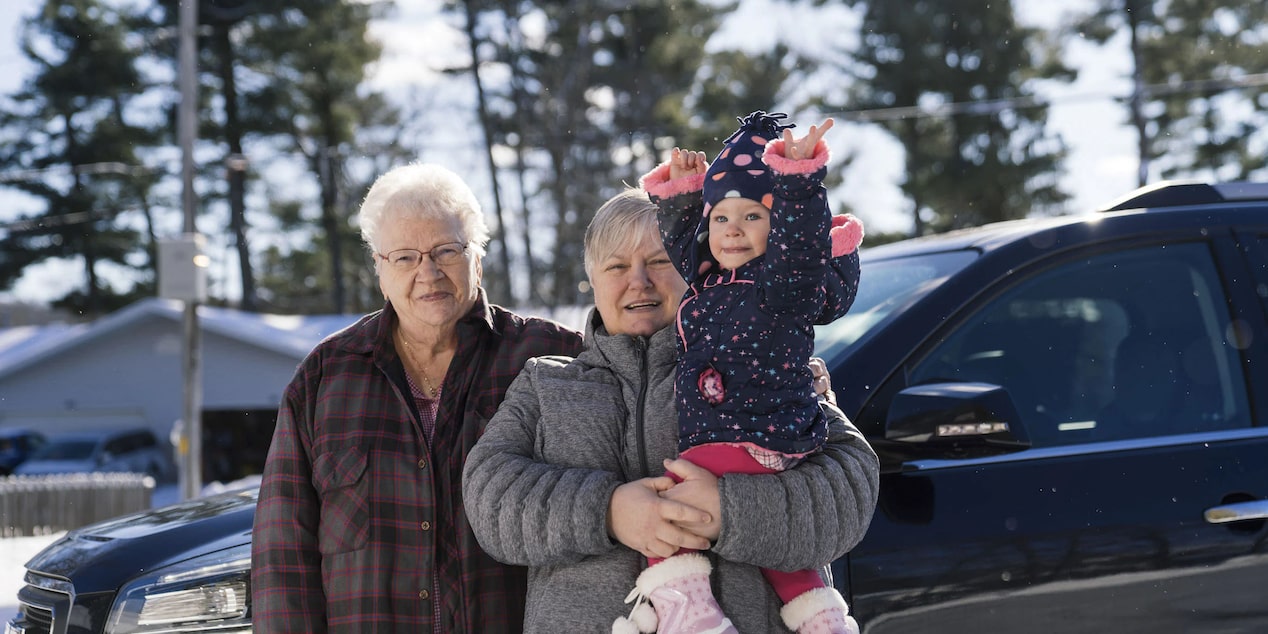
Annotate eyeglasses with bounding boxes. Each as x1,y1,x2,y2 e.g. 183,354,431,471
377,242,469,270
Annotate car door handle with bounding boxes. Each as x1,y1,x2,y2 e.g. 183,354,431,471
1204,499,1268,524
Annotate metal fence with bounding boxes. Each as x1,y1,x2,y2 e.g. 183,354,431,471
0,473,154,538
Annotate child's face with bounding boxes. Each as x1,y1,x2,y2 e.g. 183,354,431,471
708,198,771,270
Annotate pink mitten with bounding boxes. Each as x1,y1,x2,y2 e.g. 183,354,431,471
830,214,864,257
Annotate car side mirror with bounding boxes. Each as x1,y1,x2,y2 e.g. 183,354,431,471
98,451,114,465
877,382,1031,462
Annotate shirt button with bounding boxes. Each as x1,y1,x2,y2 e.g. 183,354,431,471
419,589,429,600
417,458,427,469
420,521,431,531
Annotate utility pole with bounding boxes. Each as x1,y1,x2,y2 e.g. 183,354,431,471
178,0,203,501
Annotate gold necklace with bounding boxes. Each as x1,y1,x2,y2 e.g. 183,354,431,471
395,332,442,399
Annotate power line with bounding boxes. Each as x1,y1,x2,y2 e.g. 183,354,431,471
830,72,1268,123
0,206,133,234
0,161,157,184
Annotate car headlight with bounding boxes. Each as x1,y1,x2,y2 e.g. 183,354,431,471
106,543,251,633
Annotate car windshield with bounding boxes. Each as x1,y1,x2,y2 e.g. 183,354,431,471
815,249,977,360
29,439,98,461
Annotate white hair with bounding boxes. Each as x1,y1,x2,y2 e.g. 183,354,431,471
357,163,490,257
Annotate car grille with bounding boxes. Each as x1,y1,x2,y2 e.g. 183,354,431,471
13,573,73,634
15,601,52,633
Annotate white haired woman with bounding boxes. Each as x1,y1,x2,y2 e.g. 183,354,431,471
463,188,880,633
252,163,583,632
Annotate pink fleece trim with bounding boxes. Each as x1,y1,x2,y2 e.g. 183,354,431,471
639,161,706,199
830,213,865,256
763,138,830,175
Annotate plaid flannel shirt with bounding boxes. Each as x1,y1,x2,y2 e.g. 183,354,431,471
251,293,582,633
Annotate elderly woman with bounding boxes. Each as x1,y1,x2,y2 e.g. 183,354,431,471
462,188,879,633
252,163,583,633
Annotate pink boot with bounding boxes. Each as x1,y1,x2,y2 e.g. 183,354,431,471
613,553,738,634
780,587,859,634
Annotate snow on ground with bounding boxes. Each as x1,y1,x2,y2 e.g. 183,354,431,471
0,532,62,625
0,482,231,626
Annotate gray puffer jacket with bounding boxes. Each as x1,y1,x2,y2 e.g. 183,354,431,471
462,310,879,632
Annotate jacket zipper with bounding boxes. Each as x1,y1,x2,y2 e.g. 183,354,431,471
635,337,650,478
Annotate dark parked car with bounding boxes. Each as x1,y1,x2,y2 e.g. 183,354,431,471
10,489,255,634
0,428,46,475
8,180,1268,632
13,428,174,481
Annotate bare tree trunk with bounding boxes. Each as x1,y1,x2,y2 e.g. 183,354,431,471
1125,0,1151,187
317,144,347,313
503,4,539,304
902,119,926,237
512,143,538,303
214,25,257,310
138,187,159,273
462,0,514,305
82,233,101,315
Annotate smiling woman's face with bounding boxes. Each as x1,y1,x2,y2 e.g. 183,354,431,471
376,209,481,331
590,233,687,337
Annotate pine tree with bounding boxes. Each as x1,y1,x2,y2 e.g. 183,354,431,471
842,0,1071,234
446,0,725,307
1074,0,1268,182
0,0,162,316
144,0,396,313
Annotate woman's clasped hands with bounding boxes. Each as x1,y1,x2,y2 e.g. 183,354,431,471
608,458,722,559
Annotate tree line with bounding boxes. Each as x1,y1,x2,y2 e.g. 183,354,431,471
1,0,1264,317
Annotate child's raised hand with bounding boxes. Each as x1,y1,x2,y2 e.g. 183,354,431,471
782,118,834,160
669,147,709,180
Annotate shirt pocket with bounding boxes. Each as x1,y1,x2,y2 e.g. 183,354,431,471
312,447,369,555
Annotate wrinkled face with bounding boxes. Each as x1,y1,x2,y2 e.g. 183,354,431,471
708,197,771,270
376,210,482,330
591,235,687,337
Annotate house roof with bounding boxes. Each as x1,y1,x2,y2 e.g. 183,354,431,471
0,298,591,383
0,298,362,381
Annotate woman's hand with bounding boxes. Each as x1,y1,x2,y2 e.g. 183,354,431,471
782,118,834,160
810,356,836,404
669,147,709,180
608,477,713,559
659,458,723,541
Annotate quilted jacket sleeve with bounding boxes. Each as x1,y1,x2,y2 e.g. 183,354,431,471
462,359,624,566
641,161,707,280
760,138,834,317
710,401,880,571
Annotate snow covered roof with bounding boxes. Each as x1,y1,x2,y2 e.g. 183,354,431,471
0,298,362,381
0,298,591,383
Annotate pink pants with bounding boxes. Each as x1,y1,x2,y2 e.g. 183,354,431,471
649,443,825,603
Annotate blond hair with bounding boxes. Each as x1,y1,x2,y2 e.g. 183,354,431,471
584,189,661,280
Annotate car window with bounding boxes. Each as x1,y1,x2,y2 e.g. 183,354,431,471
1256,236,1268,310
105,436,129,455
909,241,1251,447
815,249,976,359
134,431,156,449
30,439,98,460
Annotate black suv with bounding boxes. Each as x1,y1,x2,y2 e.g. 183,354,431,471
9,181,1268,632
